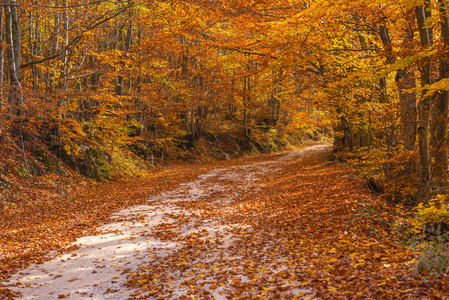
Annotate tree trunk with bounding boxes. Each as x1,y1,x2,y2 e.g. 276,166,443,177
0,7,4,107
5,0,20,86
379,22,417,152
430,0,449,191
415,3,433,202
396,68,417,152
29,9,37,91
243,76,251,139
431,90,448,185
5,0,22,109
61,0,69,92
243,57,252,139
341,114,353,152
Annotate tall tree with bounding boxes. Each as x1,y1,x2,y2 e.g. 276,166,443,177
415,2,433,202
431,0,449,192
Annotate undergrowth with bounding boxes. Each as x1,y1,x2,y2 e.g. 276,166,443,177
416,237,449,280
334,147,449,284
0,119,325,211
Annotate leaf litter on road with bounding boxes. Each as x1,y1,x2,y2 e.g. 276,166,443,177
2,144,445,299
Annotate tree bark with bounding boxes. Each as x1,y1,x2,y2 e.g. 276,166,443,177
415,3,432,202
5,0,20,87
0,7,4,107
430,0,449,191
378,21,417,152
5,0,22,110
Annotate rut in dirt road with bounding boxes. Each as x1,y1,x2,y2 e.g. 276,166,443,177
5,145,329,299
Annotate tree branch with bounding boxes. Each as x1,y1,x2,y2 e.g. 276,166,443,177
21,5,132,69
43,0,122,9
67,67,108,80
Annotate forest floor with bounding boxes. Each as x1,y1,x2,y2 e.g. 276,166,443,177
1,144,447,299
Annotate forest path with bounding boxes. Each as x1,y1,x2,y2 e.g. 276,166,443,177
4,144,421,299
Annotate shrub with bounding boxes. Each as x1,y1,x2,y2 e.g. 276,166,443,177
416,238,449,279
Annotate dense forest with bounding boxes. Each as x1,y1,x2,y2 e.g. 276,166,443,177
1,0,449,220
0,0,332,177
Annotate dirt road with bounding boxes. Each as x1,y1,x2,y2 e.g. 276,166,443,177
5,144,423,299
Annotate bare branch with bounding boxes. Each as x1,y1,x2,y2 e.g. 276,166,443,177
315,46,382,53
21,5,132,69
43,0,122,9
67,67,108,80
